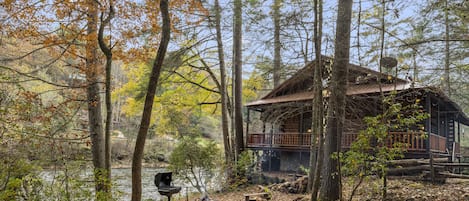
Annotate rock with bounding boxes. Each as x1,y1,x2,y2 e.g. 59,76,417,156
248,173,284,185
269,176,309,194
157,154,165,162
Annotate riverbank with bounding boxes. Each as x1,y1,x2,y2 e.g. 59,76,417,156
40,160,168,170
112,161,169,169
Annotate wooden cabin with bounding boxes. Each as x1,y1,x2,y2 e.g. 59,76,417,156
245,58,469,172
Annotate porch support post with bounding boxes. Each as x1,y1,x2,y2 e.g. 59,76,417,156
447,112,456,155
299,107,304,132
457,117,461,165
262,122,265,134
445,112,450,161
425,95,431,154
269,124,273,172
299,107,304,165
299,107,304,142
445,113,448,151
457,117,460,144
246,108,250,143
437,102,440,151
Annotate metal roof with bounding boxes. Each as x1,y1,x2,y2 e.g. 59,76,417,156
261,56,407,100
246,83,411,106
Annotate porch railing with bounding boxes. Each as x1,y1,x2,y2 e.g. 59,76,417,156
341,132,358,149
429,134,446,153
343,132,446,153
246,133,311,149
341,131,427,151
247,131,452,153
386,131,427,151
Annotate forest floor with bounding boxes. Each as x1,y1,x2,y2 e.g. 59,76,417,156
177,177,469,201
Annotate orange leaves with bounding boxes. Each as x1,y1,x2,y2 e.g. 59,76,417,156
55,0,89,20
2,0,16,8
1,0,211,73
121,30,137,40
121,48,155,63
84,32,99,43
133,0,208,37
55,6,69,19
42,35,59,46
20,91,39,102
176,0,208,26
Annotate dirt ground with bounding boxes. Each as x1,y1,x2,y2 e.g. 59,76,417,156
173,177,469,201
173,185,302,201
342,178,469,201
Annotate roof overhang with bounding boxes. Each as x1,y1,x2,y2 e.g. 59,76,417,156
246,83,469,125
246,83,411,107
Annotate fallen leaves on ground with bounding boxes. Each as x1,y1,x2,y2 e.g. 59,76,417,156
173,177,469,201
340,177,469,201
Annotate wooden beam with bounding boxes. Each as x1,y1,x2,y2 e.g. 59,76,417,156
425,96,431,153
438,172,469,179
433,163,469,167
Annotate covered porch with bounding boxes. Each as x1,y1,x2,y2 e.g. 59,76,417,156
245,86,468,158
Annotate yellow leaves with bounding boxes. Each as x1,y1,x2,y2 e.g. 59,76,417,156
115,57,222,135
121,97,143,116
243,71,267,103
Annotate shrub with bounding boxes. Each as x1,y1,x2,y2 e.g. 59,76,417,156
168,136,221,194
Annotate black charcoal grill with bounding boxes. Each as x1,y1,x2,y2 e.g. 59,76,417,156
154,172,181,201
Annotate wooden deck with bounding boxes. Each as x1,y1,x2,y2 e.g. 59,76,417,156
246,131,459,154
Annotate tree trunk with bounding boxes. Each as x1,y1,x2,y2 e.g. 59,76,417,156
444,0,450,97
233,0,244,157
273,0,282,87
311,124,324,200
378,1,387,198
98,3,115,196
214,0,234,176
309,0,323,199
85,0,106,195
131,0,170,200
319,0,352,200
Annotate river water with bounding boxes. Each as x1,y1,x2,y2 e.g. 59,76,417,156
41,168,203,200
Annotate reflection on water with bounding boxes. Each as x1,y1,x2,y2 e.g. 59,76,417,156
114,168,165,200
41,168,197,200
